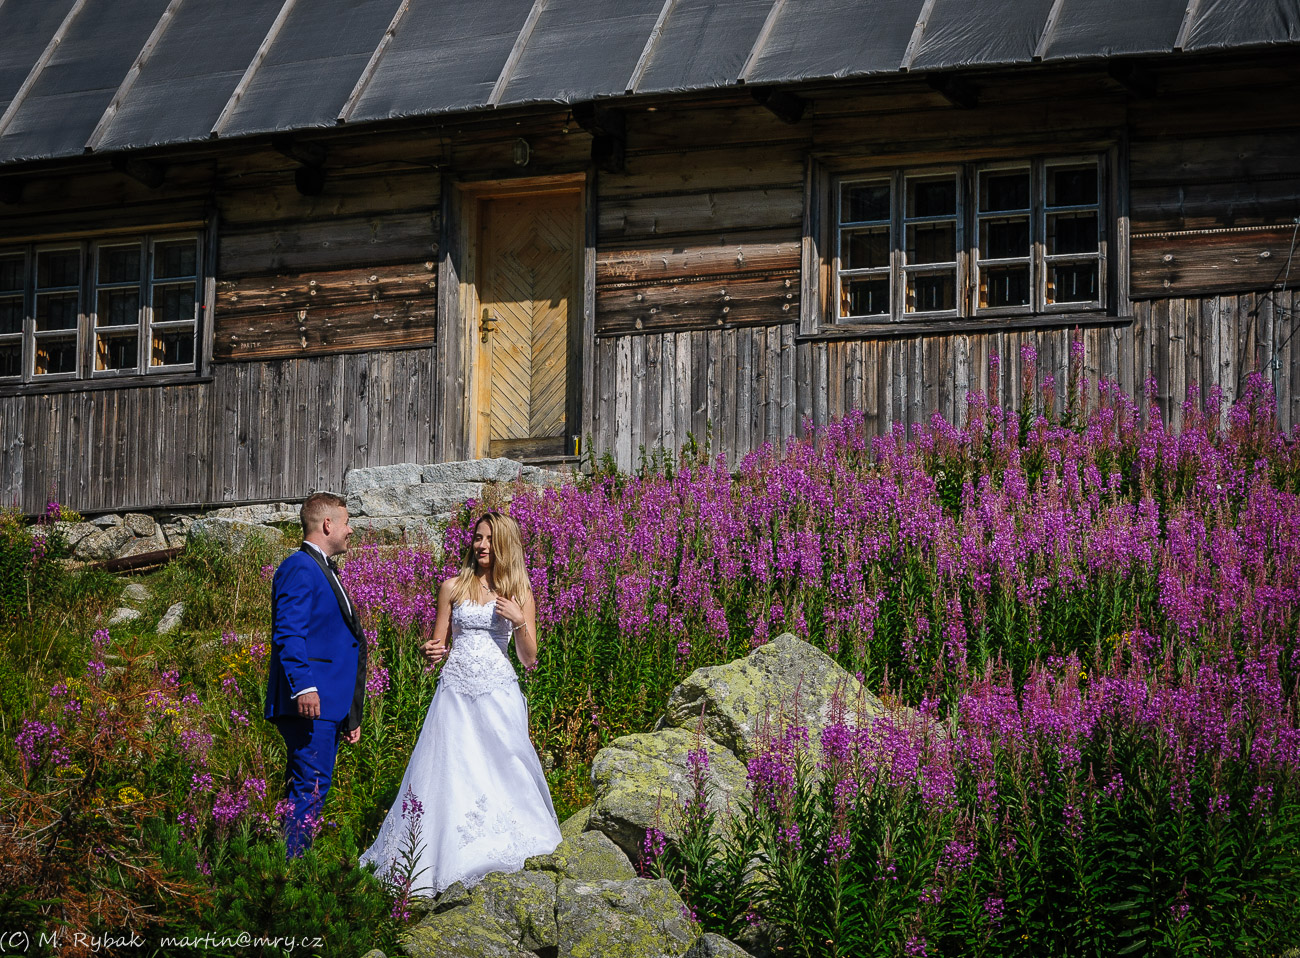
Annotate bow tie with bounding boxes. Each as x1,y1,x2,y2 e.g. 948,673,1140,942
327,558,341,575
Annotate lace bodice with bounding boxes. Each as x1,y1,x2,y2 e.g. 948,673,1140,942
438,599,518,696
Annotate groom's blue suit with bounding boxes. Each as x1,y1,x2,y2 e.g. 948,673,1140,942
265,545,366,856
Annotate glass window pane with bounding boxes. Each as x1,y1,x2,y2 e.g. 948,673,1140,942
37,249,80,289
842,227,890,270
153,282,196,324
981,266,1031,308
906,271,955,312
907,177,956,218
841,277,889,317
97,288,139,327
841,183,890,223
1048,212,1098,255
35,336,76,375
980,171,1030,212
99,244,141,285
96,332,138,371
906,223,955,265
151,328,195,366
36,292,79,331
981,217,1030,260
1048,263,1099,303
0,254,22,291
154,240,197,279
0,296,22,335
1048,166,1098,207
0,342,20,377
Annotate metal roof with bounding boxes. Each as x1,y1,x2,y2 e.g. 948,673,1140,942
0,0,1295,168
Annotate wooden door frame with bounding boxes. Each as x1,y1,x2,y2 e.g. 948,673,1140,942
438,172,591,461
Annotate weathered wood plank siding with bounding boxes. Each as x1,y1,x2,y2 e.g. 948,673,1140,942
2,349,435,514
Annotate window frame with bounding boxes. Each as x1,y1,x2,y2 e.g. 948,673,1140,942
813,150,1115,333
0,230,204,387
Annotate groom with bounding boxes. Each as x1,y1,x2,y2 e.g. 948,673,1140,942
265,492,367,857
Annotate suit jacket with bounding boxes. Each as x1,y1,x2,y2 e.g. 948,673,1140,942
264,546,368,732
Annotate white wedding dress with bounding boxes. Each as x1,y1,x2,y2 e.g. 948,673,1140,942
359,598,561,894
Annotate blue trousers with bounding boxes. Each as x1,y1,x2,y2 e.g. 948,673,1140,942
274,716,340,858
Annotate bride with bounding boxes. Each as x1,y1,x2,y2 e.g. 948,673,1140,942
359,511,561,893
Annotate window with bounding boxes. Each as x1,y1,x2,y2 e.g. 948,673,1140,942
0,233,201,384
833,156,1105,325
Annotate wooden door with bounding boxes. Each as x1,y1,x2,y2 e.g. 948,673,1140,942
476,190,581,459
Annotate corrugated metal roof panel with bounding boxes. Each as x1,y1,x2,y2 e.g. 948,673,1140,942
349,0,535,120
218,0,405,137
1182,0,1300,51
634,0,774,94
0,0,78,119
497,0,666,105
1042,0,1188,59
744,0,924,84
0,0,1297,168
93,0,287,151
0,0,173,164
913,0,1058,69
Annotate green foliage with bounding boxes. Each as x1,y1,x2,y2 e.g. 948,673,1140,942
0,509,70,621
196,828,400,958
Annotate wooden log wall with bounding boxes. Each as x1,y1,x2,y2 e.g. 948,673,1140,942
0,349,435,515
590,55,1300,471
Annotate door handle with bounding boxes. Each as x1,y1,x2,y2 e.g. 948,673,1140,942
480,309,497,344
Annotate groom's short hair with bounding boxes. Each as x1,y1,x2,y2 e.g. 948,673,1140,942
301,492,347,533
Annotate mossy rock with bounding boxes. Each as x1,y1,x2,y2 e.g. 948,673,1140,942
683,933,753,957
559,804,591,841
589,727,747,864
661,633,883,760
400,870,557,958
526,829,637,882
556,877,696,958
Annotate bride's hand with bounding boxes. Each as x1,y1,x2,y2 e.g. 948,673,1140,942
495,595,525,628
422,638,447,663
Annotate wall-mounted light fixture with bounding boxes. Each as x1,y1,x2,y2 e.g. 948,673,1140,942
513,138,531,166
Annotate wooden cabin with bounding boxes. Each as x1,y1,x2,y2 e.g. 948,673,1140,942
0,0,1296,515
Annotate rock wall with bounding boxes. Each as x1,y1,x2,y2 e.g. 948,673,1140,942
51,459,569,563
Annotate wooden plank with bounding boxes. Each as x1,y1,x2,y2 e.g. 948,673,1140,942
596,239,800,285
1131,225,1300,298
780,323,796,442
597,271,798,335
813,341,829,431
645,334,663,458
690,330,707,449
765,325,780,448
663,332,678,457
216,262,437,317
598,189,804,243
721,329,737,465
828,341,844,422
1169,297,1187,431
600,148,802,199
593,336,615,462
615,336,632,472
707,327,722,451
735,328,751,459
219,211,439,276
630,334,645,467
215,299,436,361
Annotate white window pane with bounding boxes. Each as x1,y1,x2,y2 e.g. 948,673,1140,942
1048,212,1098,255
36,292,78,331
0,295,22,335
906,222,955,265
842,227,890,270
1047,263,1099,303
37,250,79,289
981,217,1030,260
154,240,197,280
980,171,1030,212
907,177,956,218
841,183,890,223
0,342,20,377
981,266,1031,308
907,272,956,312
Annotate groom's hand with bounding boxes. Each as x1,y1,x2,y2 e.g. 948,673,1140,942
296,690,321,718
343,726,361,745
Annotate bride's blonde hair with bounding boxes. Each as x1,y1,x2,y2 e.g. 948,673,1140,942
447,512,532,607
